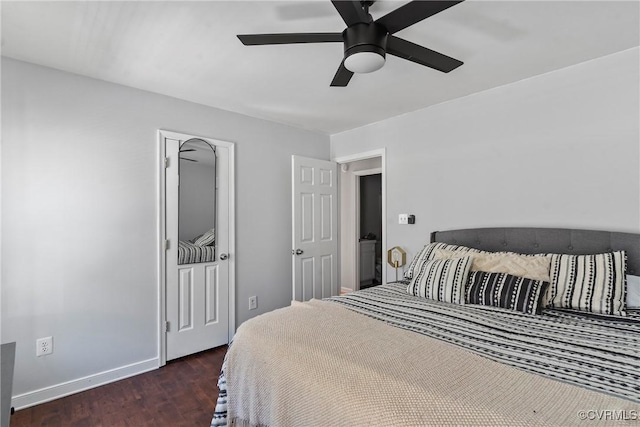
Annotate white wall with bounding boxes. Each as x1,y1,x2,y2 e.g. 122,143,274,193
332,48,640,283
1,58,329,405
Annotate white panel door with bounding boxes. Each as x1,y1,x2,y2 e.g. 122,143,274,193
292,156,338,301
164,136,231,361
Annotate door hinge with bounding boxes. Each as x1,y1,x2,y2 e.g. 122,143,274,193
164,239,170,250
164,321,170,333
164,157,169,168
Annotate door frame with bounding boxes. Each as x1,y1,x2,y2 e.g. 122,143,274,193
333,148,386,292
157,129,236,367
353,167,382,290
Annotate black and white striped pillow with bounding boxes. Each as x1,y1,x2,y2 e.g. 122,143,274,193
194,228,216,246
407,256,473,304
404,242,483,280
466,271,549,315
547,251,627,316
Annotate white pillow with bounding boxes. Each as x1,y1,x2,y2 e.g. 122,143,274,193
194,228,215,246
627,275,640,309
433,248,551,282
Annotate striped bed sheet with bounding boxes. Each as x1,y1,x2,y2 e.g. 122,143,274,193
178,240,215,264
211,282,640,426
330,282,640,401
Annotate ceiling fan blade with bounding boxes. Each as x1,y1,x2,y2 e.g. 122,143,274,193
238,33,343,45
331,0,370,26
179,157,198,162
330,61,354,87
387,36,463,73
376,1,464,34
180,148,195,152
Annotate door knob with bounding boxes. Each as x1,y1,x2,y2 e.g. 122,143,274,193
295,249,304,255
219,253,228,260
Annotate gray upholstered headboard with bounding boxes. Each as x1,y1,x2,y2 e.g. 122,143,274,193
430,227,640,276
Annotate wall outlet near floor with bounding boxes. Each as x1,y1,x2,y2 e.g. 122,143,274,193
399,214,409,225
249,296,258,310
36,336,53,357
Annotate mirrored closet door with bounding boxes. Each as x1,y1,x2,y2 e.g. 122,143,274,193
160,131,234,362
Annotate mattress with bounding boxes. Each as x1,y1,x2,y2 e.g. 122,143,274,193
178,240,216,264
212,282,640,426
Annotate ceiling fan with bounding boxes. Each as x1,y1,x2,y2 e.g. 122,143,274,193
237,0,465,87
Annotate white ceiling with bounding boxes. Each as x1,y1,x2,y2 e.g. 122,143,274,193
2,1,638,134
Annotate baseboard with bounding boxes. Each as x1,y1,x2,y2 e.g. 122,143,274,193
11,357,159,410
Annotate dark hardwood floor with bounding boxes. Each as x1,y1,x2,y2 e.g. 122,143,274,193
11,345,227,427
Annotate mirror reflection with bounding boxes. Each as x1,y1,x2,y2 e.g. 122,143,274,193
178,138,216,264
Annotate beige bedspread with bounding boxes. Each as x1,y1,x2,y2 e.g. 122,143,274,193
226,299,638,426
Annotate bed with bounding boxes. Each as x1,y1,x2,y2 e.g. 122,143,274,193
178,227,216,264
212,227,640,426
178,240,216,264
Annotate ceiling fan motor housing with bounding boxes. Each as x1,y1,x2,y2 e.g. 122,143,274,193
343,23,388,73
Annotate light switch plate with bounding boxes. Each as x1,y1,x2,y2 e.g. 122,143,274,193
399,214,409,225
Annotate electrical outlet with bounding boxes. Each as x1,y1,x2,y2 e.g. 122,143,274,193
399,214,409,225
249,296,258,310
36,336,53,357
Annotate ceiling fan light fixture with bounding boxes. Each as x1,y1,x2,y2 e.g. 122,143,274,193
342,22,388,74
344,50,385,73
